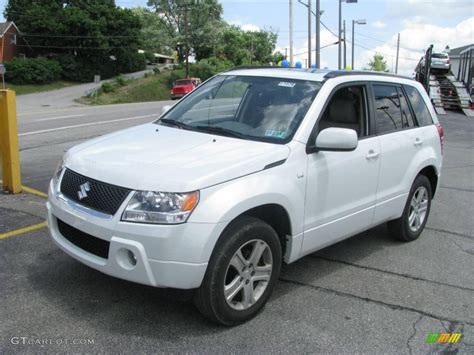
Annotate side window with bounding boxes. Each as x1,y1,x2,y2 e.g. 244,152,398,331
373,85,403,134
318,85,368,138
397,87,416,128
404,85,434,126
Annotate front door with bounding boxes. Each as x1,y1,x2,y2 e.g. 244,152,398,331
302,84,381,256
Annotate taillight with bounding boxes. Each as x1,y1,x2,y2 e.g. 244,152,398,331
436,123,444,154
447,59,450,64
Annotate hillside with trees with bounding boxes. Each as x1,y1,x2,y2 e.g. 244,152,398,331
3,0,279,85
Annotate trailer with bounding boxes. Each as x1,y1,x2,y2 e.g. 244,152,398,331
415,45,474,117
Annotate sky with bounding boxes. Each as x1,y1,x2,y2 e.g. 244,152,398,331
1,0,473,75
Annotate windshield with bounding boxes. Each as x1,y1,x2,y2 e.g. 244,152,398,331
159,75,321,143
174,80,193,86
432,53,448,59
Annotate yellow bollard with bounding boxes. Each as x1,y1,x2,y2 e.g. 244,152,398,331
0,89,21,193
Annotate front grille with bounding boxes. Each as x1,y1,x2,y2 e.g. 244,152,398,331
60,169,131,215
57,218,110,259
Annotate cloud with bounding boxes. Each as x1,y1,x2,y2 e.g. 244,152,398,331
388,0,473,18
355,17,474,75
228,20,260,32
372,20,387,29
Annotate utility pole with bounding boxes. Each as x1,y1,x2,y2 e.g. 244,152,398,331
307,0,312,68
343,20,347,69
289,0,294,66
184,6,189,78
395,33,400,74
315,0,320,68
338,0,342,69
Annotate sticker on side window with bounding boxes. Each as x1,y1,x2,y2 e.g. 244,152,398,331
265,130,287,138
278,82,295,88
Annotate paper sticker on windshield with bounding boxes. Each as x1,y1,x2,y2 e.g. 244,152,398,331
265,130,287,138
278,82,295,88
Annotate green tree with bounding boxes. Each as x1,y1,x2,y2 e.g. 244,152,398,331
366,53,389,72
131,7,174,55
4,0,144,81
146,0,224,61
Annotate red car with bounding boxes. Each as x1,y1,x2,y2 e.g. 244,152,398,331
170,78,201,100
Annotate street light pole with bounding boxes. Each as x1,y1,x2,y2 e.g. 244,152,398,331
289,0,294,66
351,18,366,70
338,0,342,69
315,0,320,68
339,0,358,70
307,0,312,68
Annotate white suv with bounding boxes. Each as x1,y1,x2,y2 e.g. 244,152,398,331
47,68,443,325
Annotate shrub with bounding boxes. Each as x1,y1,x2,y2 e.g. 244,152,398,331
116,51,146,74
101,82,116,93
57,54,117,82
5,57,62,84
153,67,161,75
115,75,127,86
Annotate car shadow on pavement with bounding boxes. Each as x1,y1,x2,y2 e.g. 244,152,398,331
26,223,400,337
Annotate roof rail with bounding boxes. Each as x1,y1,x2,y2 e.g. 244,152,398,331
324,70,411,80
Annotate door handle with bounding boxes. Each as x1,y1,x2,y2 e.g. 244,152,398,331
366,150,379,160
414,137,424,146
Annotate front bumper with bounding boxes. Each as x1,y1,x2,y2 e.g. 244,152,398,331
47,181,225,289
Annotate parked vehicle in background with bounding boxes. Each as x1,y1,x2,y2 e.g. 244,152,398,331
171,77,202,100
419,52,451,74
48,68,443,326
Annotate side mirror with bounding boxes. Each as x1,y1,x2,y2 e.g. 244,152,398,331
313,127,358,152
160,105,172,116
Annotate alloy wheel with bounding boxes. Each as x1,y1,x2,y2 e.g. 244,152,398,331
223,239,273,311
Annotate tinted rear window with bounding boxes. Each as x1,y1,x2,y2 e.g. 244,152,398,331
373,85,403,134
432,53,448,59
404,86,434,126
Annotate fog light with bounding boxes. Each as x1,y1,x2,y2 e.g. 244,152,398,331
127,250,137,266
117,248,137,270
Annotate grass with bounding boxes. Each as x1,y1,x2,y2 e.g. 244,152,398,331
78,73,171,105
5,81,77,96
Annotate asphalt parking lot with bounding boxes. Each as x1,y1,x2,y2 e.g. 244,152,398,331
1,108,473,353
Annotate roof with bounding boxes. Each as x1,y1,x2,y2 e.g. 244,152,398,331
0,21,20,36
449,44,474,57
222,67,411,82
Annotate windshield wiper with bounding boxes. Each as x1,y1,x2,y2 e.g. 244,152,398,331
159,118,193,130
194,125,246,139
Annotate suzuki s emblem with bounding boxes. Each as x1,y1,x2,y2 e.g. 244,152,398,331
77,182,91,200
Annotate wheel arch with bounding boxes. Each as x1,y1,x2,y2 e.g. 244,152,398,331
417,165,439,197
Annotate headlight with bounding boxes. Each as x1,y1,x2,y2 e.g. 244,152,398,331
52,157,64,188
122,191,199,224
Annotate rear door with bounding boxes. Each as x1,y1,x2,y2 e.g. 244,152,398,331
371,83,423,223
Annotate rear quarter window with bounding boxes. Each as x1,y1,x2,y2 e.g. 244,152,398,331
404,85,434,126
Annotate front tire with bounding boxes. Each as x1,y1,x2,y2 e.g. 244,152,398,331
194,216,282,325
388,175,432,242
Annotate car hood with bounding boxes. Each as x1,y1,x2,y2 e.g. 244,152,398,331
64,123,290,192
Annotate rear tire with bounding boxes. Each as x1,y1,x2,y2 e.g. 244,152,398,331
388,175,432,242
194,216,282,326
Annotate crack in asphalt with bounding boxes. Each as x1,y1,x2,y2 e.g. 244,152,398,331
310,255,474,292
278,277,474,327
439,186,474,193
406,314,423,355
425,227,473,240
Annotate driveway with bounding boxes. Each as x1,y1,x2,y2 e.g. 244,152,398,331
16,69,153,113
